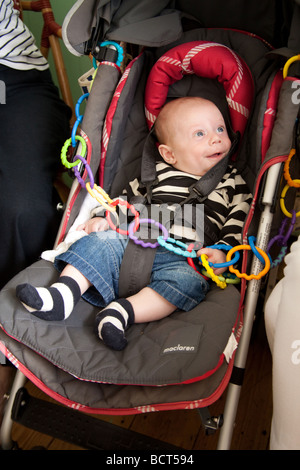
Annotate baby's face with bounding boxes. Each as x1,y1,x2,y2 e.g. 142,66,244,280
158,98,232,176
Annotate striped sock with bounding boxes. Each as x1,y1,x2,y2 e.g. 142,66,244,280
16,276,81,321
95,298,135,351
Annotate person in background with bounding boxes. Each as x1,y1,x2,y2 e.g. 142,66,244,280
0,0,71,438
265,235,300,450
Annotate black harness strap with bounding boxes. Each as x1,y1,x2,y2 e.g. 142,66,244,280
118,239,157,298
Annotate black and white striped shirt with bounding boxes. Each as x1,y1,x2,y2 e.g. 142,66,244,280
126,162,252,248
0,0,48,70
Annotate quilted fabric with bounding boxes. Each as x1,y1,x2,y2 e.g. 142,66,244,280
0,260,240,386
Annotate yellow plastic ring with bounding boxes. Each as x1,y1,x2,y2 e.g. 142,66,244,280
280,184,300,218
283,149,300,188
227,245,270,280
283,54,300,79
86,182,115,212
200,254,227,289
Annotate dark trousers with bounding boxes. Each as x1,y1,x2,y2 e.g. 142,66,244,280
0,65,71,288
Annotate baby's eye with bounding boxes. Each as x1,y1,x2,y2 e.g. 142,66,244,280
217,126,225,133
195,130,205,137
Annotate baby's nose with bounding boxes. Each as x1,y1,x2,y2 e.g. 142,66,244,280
210,133,222,144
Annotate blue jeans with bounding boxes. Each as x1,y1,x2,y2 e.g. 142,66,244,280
55,230,210,311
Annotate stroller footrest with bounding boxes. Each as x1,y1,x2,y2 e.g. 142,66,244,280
11,387,180,450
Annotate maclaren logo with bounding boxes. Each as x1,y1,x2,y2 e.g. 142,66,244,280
163,343,195,353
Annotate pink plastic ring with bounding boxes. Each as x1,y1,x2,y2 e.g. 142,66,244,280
105,199,140,235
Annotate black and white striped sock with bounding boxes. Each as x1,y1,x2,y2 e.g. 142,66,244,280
16,276,81,321
95,298,135,351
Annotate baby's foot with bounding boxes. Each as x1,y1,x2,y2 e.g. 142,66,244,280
16,276,81,321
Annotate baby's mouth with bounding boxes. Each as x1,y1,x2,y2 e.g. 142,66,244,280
207,152,222,158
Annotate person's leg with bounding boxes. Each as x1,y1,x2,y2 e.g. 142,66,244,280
16,230,128,321
16,264,91,321
128,287,176,322
95,288,176,350
0,66,71,289
95,248,209,351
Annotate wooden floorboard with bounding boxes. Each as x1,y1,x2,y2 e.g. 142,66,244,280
8,315,272,451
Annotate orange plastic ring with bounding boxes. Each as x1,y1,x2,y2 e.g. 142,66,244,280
283,149,300,188
227,245,270,280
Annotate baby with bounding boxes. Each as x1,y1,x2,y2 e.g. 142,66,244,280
16,97,252,350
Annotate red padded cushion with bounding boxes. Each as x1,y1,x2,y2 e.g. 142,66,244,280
145,41,254,137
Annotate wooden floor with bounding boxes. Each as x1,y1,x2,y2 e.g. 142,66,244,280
7,312,273,451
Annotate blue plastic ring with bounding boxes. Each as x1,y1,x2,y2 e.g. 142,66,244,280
157,236,197,258
205,244,240,268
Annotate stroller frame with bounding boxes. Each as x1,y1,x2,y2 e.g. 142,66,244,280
1,0,300,451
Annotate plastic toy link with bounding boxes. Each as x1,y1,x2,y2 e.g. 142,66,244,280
92,41,124,69
200,254,227,289
157,236,198,258
205,243,240,268
105,199,140,235
283,54,300,79
280,184,300,218
227,243,270,280
86,182,116,212
61,135,87,168
128,218,169,248
267,211,296,268
283,148,300,188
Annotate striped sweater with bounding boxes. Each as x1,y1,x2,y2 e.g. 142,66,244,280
123,161,252,248
0,0,48,70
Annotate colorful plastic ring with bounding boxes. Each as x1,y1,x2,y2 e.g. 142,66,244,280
227,245,270,280
201,269,240,285
157,236,197,258
75,93,89,119
205,244,239,268
128,218,168,248
283,149,300,188
248,236,265,264
105,199,139,235
61,136,87,168
280,184,300,218
200,255,227,289
86,182,115,211
71,118,82,147
100,41,124,67
93,41,124,68
283,54,300,79
73,155,94,188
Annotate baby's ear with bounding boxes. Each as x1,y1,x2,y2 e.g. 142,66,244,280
158,144,176,165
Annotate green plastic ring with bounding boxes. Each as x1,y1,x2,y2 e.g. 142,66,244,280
61,135,87,168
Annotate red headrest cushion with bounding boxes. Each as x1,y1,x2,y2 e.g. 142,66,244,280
144,41,254,138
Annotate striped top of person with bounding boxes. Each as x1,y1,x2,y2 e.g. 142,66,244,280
0,0,48,70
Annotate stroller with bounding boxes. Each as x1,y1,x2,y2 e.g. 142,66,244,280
1,0,300,450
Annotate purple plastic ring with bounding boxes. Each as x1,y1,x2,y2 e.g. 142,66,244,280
73,154,95,188
128,218,168,248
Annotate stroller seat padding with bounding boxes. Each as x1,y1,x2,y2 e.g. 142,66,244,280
0,260,240,386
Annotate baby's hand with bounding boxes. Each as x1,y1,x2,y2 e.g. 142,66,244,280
197,247,227,275
76,217,109,234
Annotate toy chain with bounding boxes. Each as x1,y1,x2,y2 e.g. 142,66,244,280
267,146,299,267
60,125,272,288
